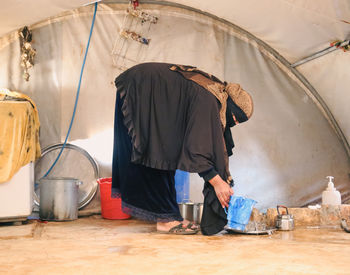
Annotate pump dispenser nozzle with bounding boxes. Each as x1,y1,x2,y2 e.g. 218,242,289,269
326,176,335,191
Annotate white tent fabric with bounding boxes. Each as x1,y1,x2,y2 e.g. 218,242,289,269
0,1,349,210
0,0,94,38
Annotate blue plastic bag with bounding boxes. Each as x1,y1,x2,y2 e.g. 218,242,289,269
225,196,257,231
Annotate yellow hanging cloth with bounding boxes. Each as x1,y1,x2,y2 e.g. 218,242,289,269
0,88,41,183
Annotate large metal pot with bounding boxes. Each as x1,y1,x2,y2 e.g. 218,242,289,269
39,177,81,221
178,202,203,223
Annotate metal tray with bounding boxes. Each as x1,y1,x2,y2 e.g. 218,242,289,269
225,227,276,235
34,143,99,209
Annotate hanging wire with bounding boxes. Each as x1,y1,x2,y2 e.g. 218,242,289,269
43,2,98,177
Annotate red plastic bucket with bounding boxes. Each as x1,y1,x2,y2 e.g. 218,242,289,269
98,178,131,220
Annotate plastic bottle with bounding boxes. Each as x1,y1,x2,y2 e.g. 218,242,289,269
321,176,341,205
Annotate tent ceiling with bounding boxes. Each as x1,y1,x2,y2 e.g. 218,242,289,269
0,0,94,38
1,0,349,62
167,0,350,62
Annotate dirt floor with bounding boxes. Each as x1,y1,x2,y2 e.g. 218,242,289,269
1,216,350,275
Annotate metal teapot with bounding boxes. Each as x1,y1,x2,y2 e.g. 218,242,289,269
276,205,294,231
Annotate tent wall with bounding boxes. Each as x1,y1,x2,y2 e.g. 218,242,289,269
0,3,349,210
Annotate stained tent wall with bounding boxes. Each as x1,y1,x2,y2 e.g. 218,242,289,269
0,3,349,210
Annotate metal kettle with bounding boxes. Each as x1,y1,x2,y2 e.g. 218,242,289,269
276,205,294,231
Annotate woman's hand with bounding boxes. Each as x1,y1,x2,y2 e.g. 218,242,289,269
208,175,234,208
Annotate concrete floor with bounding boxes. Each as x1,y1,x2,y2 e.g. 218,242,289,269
1,216,350,275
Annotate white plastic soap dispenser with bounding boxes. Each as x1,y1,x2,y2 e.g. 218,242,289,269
321,176,341,205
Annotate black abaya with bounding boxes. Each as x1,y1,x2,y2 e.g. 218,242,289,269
112,62,230,229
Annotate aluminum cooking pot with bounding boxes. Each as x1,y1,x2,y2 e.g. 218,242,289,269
178,202,194,221
39,177,82,221
178,202,203,224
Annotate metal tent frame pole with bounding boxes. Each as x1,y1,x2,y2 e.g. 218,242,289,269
292,40,350,68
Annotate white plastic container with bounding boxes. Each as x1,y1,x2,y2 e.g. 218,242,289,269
321,176,341,205
0,162,34,221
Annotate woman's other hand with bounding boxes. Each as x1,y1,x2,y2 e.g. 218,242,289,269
208,175,234,208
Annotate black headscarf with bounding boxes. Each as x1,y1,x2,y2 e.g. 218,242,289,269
223,96,249,156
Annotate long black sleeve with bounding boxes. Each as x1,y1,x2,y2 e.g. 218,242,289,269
199,168,218,182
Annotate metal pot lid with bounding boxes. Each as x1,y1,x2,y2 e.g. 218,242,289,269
34,143,99,209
